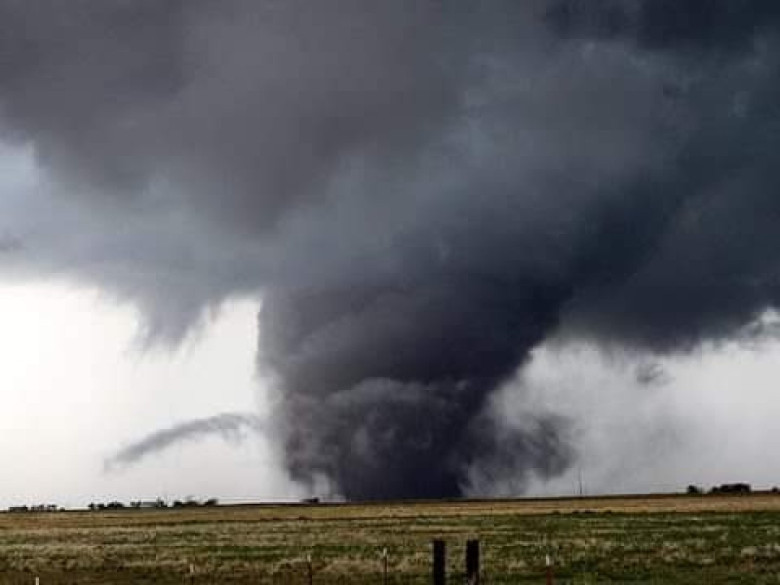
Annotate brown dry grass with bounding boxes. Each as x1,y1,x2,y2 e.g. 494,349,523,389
1,493,780,583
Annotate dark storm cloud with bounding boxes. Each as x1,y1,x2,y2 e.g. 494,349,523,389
546,0,780,52
0,0,462,228
1,1,780,498
104,413,262,471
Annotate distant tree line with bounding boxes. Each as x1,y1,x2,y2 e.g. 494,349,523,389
87,497,218,511
686,483,756,495
7,504,61,513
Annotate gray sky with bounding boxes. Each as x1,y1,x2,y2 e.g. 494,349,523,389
0,281,303,509
2,1,780,503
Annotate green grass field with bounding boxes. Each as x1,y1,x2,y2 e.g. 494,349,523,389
2,494,780,583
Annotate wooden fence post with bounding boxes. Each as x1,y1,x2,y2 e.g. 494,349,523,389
432,539,446,585
466,539,480,585
546,554,554,585
381,547,388,585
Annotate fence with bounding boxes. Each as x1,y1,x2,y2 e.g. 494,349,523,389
18,539,563,584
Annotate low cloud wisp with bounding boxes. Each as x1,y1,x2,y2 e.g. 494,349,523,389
105,413,263,472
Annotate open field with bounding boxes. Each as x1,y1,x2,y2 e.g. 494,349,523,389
3,494,780,583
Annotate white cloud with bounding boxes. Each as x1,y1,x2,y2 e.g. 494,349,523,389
491,340,780,497
0,282,298,508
